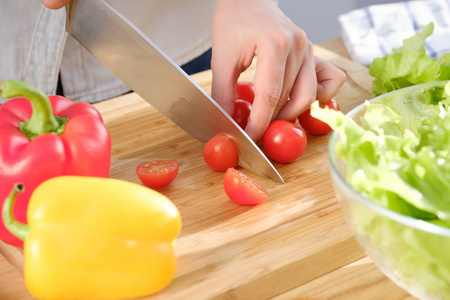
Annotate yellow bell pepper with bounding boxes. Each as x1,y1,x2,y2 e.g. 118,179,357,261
3,176,182,300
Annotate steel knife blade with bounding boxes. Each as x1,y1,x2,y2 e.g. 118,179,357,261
65,0,283,183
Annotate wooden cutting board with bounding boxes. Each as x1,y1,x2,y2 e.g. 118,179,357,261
0,44,413,299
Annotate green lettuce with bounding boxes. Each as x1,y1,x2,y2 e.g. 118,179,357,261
369,22,450,96
311,81,450,298
313,21,450,298
312,81,450,222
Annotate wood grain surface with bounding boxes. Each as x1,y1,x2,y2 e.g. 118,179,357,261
0,43,416,300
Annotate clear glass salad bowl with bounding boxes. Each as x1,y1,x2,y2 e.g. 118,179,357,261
328,82,450,300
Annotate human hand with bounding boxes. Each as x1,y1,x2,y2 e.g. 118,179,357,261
211,0,345,141
41,0,70,9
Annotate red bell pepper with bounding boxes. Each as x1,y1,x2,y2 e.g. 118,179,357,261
0,80,111,247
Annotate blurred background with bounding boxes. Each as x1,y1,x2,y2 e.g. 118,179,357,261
279,0,403,44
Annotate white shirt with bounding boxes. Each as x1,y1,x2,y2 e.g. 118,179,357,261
339,0,450,66
0,1,214,104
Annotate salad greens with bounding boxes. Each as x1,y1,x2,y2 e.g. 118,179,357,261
312,21,450,225
309,22,450,299
311,81,450,299
369,22,450,96
311,80,450,225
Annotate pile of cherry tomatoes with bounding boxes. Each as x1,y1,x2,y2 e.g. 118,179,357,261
203,82,340,206
135,82,340,207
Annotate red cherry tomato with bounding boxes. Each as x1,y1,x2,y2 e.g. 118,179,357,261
203,134,239,171
136,160,179,188
298,99,340,135
236,81,255,104
232,99,252,129
262,120,307,163
223,167,269,205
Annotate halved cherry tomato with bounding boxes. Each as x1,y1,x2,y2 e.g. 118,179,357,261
262,120,307,163
236,81,255,104
298,99,340,135
203,134,239,171
136,160,179,188
223,167,269,205
232,99,252,129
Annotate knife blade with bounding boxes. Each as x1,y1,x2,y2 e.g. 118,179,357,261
65,0,283,183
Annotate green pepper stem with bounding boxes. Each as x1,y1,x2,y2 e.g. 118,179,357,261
0,80,67,139
2,183,30,241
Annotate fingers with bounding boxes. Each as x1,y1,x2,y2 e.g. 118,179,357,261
41,0,70,9
245,28,315,141
315,58,346,101
270,29,309,119
275,40,317,122
213,52,346,143
210,1,255,118
244,39,289,141
210,56,240,117
247,53,345,141
210,47,255,117
209,0,346,142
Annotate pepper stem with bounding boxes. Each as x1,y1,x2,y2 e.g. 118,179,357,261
0,80,68,140
2,183,30,241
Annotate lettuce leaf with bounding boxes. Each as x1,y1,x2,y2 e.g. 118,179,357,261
369,22,450,96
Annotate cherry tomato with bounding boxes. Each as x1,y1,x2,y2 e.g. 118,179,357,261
298,99,340,135
223,167,269,205
136,160,179,188
262,120,307,163
236,81,255,104
232,99,252,129
203,134,239,171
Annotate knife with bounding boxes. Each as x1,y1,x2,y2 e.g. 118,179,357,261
65,0,283,183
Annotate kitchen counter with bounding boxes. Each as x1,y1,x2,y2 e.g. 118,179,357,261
0,40,417,300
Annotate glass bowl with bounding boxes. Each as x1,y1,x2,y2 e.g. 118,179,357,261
328,82,450,300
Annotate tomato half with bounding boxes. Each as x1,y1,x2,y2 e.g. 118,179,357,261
203,134,239,171
262,120,307,163
236,81,255,104
136,160,179,188
298,99,340,135
223,168,269,205
232,99,252,129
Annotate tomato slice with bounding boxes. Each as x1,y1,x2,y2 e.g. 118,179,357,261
136,160,179,188
223,168,269,205
298,99,340,135
236,82,255,104
203,134,239,171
